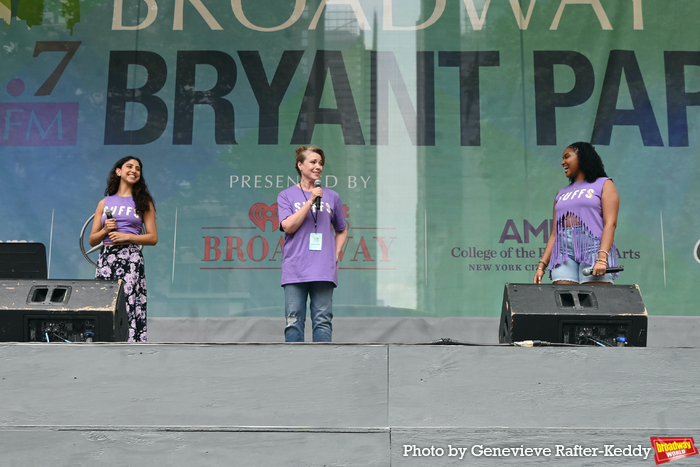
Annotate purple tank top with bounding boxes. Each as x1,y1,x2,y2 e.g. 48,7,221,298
549,177,618,271
101,195,143,244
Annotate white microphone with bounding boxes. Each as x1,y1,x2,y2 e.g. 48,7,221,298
314,179,322,211
582,265,624,276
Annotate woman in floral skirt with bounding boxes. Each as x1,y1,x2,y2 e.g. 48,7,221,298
89,156,158,341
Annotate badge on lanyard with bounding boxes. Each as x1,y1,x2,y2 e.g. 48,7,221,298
309,233,322,251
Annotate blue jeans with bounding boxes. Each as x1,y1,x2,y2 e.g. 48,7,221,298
284,282,334,342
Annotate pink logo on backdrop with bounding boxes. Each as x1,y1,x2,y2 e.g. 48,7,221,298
2,78,78,146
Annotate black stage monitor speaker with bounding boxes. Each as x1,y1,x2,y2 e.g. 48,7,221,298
0,280,128,342
499,283,648,347
0,243,47,279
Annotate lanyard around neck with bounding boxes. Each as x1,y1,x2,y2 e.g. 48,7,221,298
299,184,318,230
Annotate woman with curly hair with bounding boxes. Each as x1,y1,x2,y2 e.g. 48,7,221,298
89,156,158,341
534,142,619,285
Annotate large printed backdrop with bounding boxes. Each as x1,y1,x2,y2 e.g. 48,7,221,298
1,0,699,318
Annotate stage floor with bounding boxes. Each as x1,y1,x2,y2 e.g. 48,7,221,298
2,341,699,466
148,315,700,347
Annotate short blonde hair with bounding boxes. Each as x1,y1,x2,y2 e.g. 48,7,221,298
295,145,325,176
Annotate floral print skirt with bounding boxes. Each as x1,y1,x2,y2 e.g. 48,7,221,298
95,244,147,342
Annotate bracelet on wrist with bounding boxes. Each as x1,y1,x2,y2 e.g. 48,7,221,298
538,260,548,266
597,249,609,257
536,267,545,271
595,258,607,264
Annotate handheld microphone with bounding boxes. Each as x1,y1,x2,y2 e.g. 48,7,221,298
105,208,113,219
314,179,322,211
582,265,624,276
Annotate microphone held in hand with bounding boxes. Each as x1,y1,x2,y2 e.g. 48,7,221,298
314,179,322,211
582,265,624,276
105,208,113,219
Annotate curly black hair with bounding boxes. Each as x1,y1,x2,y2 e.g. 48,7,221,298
566,142,608,184
104,156,155,215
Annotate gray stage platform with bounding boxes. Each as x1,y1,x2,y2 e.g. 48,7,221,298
148,315,700,347
2,341,699,466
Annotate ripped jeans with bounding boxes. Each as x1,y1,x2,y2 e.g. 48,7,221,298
283,282,334,342
550,227,615,284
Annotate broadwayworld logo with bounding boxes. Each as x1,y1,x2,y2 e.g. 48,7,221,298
651,437,698,465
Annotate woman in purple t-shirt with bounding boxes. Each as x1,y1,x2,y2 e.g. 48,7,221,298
89,156,158,342
534,142,620,285
277,146,348,342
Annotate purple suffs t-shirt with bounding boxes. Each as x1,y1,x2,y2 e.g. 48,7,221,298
101,195,143,244
277,185,347,287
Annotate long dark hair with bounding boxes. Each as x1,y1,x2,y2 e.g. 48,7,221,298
567,142,608,184
104,156,155,214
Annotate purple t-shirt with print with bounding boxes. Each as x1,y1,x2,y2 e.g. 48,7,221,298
277,185,347,287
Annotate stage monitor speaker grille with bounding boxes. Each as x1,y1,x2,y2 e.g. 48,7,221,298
498,283,647,347
0,280,128,342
